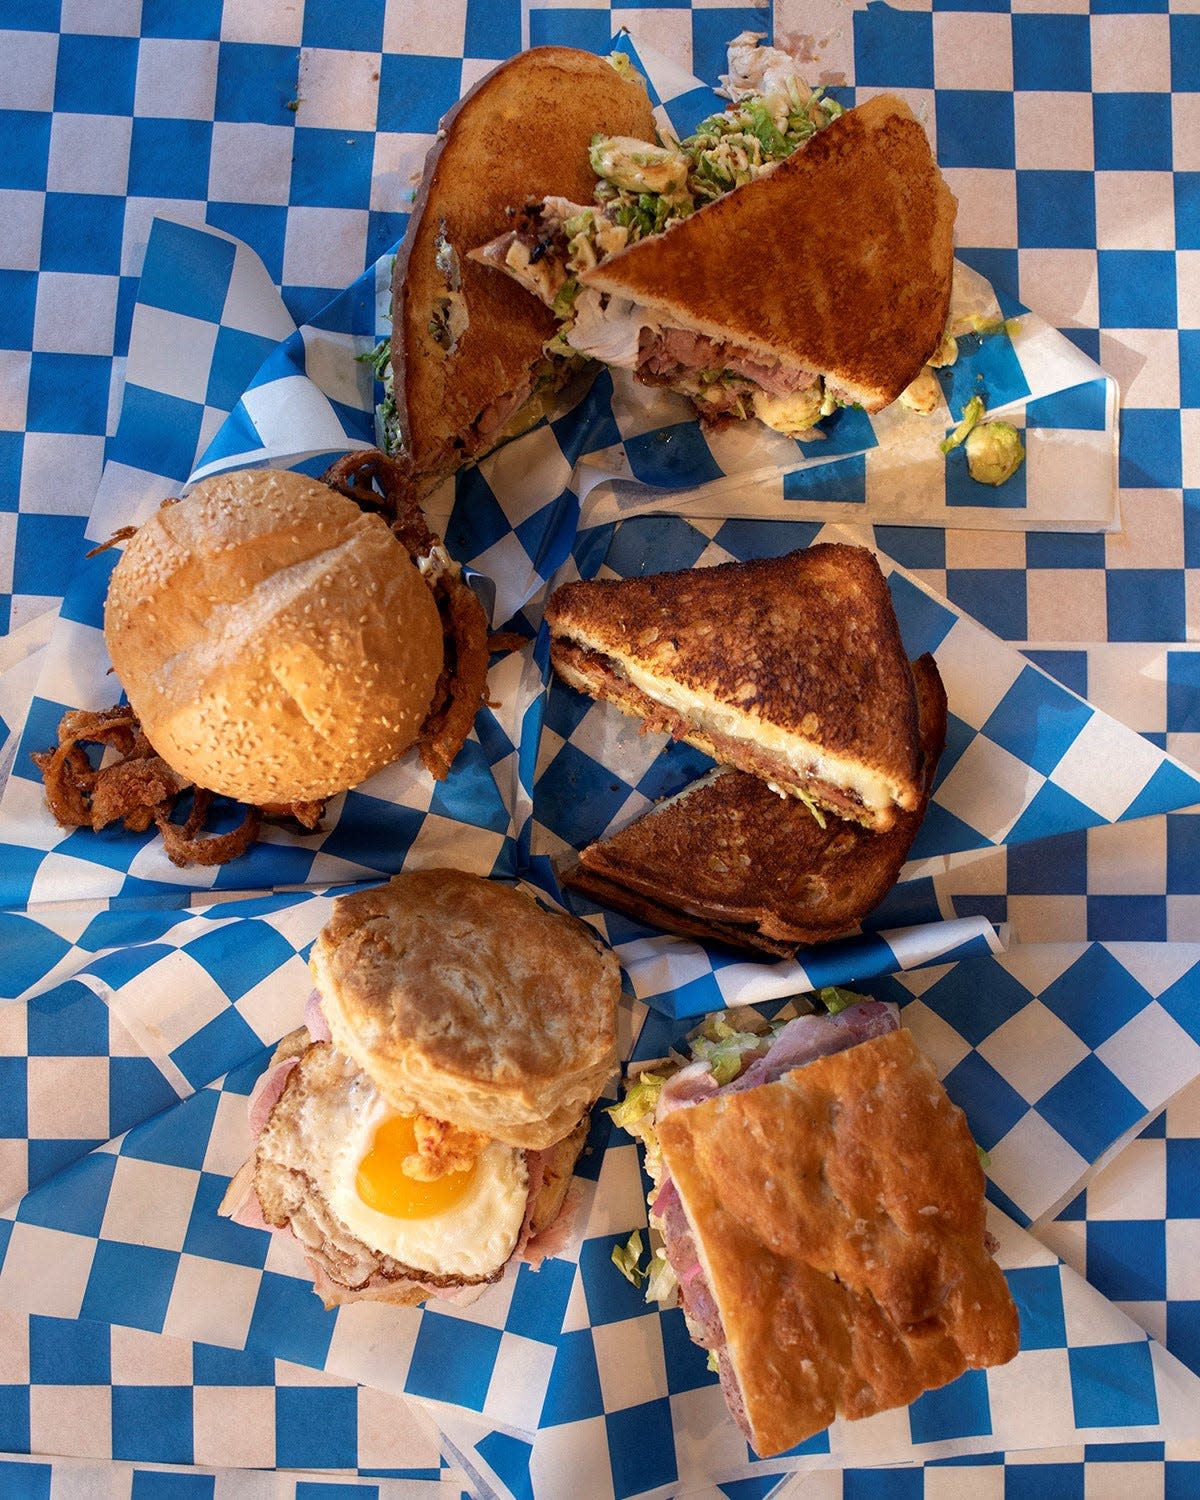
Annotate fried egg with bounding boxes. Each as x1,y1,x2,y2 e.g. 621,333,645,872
258,1041,529,1283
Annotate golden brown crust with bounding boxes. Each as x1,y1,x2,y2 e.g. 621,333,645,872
311,868,622,1149
103,469,445,805
657,1028,1019,1457
393,47,656,477
562,654,946,953
581,94,957,410
545,544,921,829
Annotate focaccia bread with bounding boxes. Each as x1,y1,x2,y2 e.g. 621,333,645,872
311,868,622,1149
656,1026,1019,1456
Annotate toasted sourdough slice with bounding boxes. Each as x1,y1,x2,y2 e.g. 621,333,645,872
579,94,956,410
563,653,946,955
392,48,656,481
656,1027,1020,1457
545,543,921,831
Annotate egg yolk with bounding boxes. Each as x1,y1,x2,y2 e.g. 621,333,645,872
356,1113,477,1219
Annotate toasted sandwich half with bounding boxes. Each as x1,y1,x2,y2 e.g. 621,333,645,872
563,653,947,955
474,88,956,434
544,544,921,832
384,48,656,484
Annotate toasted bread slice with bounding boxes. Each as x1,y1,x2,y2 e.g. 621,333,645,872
563,653,946,954
392,48,656,480
579,94,956,410
545,543,921,831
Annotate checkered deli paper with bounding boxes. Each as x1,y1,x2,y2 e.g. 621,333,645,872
3,922,1200,1500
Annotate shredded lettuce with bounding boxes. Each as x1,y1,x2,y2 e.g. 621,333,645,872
606,1070,667,1131
817,985,863,1016
611,1229,647,1286
688,1015,777,1084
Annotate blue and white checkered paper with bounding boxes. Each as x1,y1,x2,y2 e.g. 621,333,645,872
4,933,1200,1500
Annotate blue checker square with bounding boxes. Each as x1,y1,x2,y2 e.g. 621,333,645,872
247,1271,337,1368
215,42,301,125
541,1329,605,1426
796,401,877,458
183,1172,271,1270
505,1256,574,1343
946,568,1027,640
26,979,109,1057
942,1051,1029,1152
1099,251,1177,329
1119,410,1183,492
920,959,1035,1049
183,920,296,1004
1005,1467,1083,1500
908,1369,993,1444
941,330,1030,417
1025,381,1108,433
1016,172,1096,249
130,1475,215,1500
1094,93,1172,171
275,1387,359,1471
1012,15,1090,90
887,571,958,658
128,118,214,200
944,437,1028,510
1167,1305,1200,1384
40,192,126,275
115,386,204,481
1180,176,1200,251
1107,568,1187,642
141,0,223,38
624,422,725,488
1087,1220,1166,1304
0,1391,30,1459
26,353,110,435
536,741,636,851
1172,15,1200,91
206,325,280,412
193,1341,276,1387
170,1005,264,1092
0,0,60,28
935,91,1015,170
81,1240,178,1334
579,1237,658,1325
529,10,616,54
377,53,463,134
853,6,934,88
1182,331,1200,409
108,1056,184,1139
783,453,866,504
0,916,72,1006
0,1058,27,1138
1006,1265,1067,1351
121,1085,217,1171
465,0,521,58
0,1459,48,1500
0,269,36,350
1087,895,1166,942
1038,1055,1145,1163
0,430,21,511
606,1399,678,1500
54,34,138,115
661,1305,719,1394
1040,944,1152,1050
112,1386,194,1465
1069,1341,1158,1429
301,0,385,49
692,9,769,90
13,513,90,599
982,665,1092,777
406,1310,501,1409
1167,652,1200,730
290,128,374,209
29,1314,111,1386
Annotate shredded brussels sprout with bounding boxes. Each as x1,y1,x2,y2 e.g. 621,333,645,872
940,393,986,454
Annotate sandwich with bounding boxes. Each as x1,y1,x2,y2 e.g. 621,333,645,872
34,451,490,865
472,43,957,438
562,653,947,956
221,867,622,1307
375,46,656,486
544,543,922,833
610,995,1020,1455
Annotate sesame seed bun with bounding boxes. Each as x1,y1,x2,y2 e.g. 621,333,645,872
103,468,444,805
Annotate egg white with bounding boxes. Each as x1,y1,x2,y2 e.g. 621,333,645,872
299,1068,529,1281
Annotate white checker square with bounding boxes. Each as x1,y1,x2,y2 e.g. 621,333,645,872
1016,249,1099,330
1014,92,1095,171
1166,1221,1200,1299
104,948,227,1063
479,422,574,525
163,1253,263,1350
936,615,1024,730
0,1138,26,1211
943,168,1018,250
29,850,128,905
297,47,383,131
281,205,370,290
47,112,132,196
1086,818,1166,896
934,734,1042,844
529,1419,615,1500
1098,329,1180,410
588,1140,651,1237
33,271,118,357
298,326,369,410
1181,409,1200,487
193,1386,277,1469
371,131,434,210
1086,1457,1168,1499
134,38,218,119
1048,709,1166,821
0,350,29,430
1094,172,1175,252
987,1110,1087,1225
218,0,303,44
1,191,45,271
1060,1257,1133,1347
1086,644,1168,738
896,997,972,1079
1098,1001,1200,1110
624,12,695,78
61,0,139,32
26,1056,109,1140
208,122,296,205
204,1090,256,1179
120,197,207,277
234,956,312,1044
945,530,1027,572
1173,95,1200,172
593,1315,669,1412
0,1223,92,1317
1169,897,1200,943
926,1469,1005,1500
1084,1137,1166,1220
0,1311,29,1383
0,30,57,109
1025,565,1109,643
326,1301,417,1397
1013,0,1087,11
933,13,1013,90
1090,15,1172,92
100,1158,196,1252
18,433,106,515
356,1383,444,1471
110,1322,193,1384
28,1385,112,1458
484,1333,555,1429
384,0,467,55
1166,1074,1200,1134
978,998,1090,1104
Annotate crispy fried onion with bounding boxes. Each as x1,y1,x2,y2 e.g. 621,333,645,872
31,706,317,868
402,1114,491,1182
321,449,491,781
